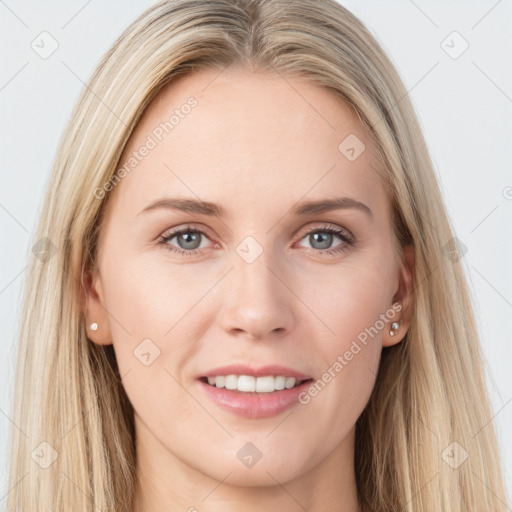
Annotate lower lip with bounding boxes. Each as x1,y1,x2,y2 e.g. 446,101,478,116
197,379,313,419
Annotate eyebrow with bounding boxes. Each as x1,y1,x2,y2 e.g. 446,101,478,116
138,196,373,219
290,196,372,218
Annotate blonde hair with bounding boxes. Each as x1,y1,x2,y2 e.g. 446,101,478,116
6,1,509,510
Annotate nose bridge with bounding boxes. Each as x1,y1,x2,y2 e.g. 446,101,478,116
220,241,293,339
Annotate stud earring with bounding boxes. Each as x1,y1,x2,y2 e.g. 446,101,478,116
389,321,400,336
90,322,98,331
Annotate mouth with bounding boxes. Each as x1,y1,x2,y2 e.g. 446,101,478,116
198,375,314,394
196,364,315,418
197,374,315,418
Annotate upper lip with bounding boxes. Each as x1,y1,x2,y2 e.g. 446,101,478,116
200,364,313,381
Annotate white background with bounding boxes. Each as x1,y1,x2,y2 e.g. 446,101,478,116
1,0,511,506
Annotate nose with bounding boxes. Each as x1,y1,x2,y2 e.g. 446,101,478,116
219,253,294,341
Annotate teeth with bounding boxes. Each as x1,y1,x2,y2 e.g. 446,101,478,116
225,375,238,390
274,376,286,390
285,377,296,389
239,375,256,392
206,375,303,393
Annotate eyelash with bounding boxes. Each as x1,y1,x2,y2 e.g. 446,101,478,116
157,223,355,257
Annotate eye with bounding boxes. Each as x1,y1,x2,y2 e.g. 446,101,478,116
157,224,213,257
157,223,355,257
294,224,355,256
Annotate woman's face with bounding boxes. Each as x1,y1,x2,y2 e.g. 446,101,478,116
86,66,413,490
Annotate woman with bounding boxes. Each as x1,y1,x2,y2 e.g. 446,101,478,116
6,0,509,511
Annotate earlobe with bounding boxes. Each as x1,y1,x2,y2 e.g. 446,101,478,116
382,305,404,347
383,244,415,348
82,267,113,346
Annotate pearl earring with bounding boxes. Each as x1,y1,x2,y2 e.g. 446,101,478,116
389,321,400,336
90,322,98,331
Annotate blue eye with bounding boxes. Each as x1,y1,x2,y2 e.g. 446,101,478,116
157,224,355,257
296,225,354,255
157,225,210,257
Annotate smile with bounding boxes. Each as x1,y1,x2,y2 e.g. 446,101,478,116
200,374,309,393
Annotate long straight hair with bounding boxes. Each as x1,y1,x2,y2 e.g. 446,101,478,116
6,1,509,510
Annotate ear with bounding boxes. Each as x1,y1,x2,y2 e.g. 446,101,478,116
382,244,415,347
81,266,113,346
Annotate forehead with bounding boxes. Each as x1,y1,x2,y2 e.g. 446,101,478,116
108,66,388,222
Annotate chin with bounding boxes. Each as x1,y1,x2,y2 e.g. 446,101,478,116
207,463,303,488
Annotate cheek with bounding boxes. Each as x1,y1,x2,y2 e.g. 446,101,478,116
102,262,207,436
303,256,394,348
99,253,214,410
295,255,393,417
101,252,211,340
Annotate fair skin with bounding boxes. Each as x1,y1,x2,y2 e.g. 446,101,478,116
84,66,414,512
